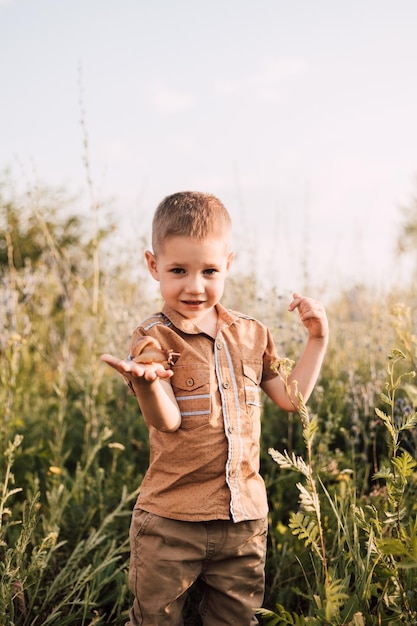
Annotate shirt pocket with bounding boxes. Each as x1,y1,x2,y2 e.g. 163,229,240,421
171,365,211,430
243,360,262,409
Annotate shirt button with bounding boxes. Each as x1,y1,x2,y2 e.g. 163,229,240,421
228,426,234,434
186,378,194,386
216,341,222,349
223,382,230,389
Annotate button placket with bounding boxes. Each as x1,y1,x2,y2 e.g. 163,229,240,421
214,333,242,518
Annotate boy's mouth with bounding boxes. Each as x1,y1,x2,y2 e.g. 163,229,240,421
182,300,205,307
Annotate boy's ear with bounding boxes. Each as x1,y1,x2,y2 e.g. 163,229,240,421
145,250,159,281
226,251,235,272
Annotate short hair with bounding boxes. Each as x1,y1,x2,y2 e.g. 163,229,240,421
152,191,232,254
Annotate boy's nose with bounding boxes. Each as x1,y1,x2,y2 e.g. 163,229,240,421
185,275,204,294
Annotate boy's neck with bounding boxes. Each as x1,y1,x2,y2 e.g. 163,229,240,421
188,307,219,338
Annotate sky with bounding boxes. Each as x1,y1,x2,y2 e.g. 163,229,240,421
1,0,417,299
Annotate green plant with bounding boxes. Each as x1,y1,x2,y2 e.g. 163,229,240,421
3,171,417,624
0,430,138,626
259,347,417,625
264,359,351,625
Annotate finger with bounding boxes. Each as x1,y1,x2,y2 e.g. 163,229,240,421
157,368,174,379
288,293,303,312
297,301,321,318
141,364,173,381
100,353,129,372
101,354,175,383
101,353,122,366
101,354,145,377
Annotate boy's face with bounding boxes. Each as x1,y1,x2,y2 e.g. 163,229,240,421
145,236,234,323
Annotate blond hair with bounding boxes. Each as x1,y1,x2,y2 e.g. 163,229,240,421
152,191,232,254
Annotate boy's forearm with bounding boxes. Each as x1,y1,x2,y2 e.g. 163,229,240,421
287,335,328,405
131,378,182,432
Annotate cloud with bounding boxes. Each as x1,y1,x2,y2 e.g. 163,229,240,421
148,82,196,115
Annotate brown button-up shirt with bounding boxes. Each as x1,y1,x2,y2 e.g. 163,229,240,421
128,303,279,523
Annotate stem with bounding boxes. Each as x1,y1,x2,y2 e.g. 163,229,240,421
278,363,329,585
305,420,329,585
1,232,19,455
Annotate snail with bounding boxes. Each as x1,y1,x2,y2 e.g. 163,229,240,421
130,336,179,369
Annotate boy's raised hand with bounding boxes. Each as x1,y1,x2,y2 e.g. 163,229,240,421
100,353,174,383
101,335,179,384
288,292,329,340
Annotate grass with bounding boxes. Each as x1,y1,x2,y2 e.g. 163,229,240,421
1,179,417,624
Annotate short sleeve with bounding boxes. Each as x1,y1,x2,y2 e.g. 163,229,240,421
261,327,281,382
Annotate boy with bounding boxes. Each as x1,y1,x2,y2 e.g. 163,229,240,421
101,191,328,626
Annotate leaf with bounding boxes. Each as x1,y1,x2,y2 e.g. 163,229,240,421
376,537,410,557
374,407,391,426
374,407,397,445
255,607,281,625
324,577,349,622
373,466,394,481
289,511,320,553
297,393,312,434
379,392,392,405
1,487,23,500
399,412,417,432
256,604,309,625
296,482,319,513
392,451,417,477
389,348,407,360
268,448,309,477
269,448,296,470
303,413,319,445
383,508,408,524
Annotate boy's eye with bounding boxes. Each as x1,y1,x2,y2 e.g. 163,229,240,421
170,268,185,274
203,268,218,276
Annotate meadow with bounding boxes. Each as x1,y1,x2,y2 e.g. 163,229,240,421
1,181,417,625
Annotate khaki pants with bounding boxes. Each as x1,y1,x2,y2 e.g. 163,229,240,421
126,509,268,626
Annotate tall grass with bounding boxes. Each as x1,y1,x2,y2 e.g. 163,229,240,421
1,179,417,624
0,182,149,624
260,341,417,625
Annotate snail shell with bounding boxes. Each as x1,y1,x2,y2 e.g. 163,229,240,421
130,336,179,369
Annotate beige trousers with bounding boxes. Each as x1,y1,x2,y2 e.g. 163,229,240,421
126,509,268,626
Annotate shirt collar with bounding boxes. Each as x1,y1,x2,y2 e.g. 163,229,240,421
161,303,238,335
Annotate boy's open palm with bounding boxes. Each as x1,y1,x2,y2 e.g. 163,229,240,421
100,353,174,383
101,336,177,383
288,292,328,340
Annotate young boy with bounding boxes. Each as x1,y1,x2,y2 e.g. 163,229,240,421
101,191,328,626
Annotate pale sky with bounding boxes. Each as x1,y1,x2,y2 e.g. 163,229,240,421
1,0,417,297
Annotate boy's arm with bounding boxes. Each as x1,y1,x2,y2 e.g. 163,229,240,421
100,354,181,432
261,293,329,412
